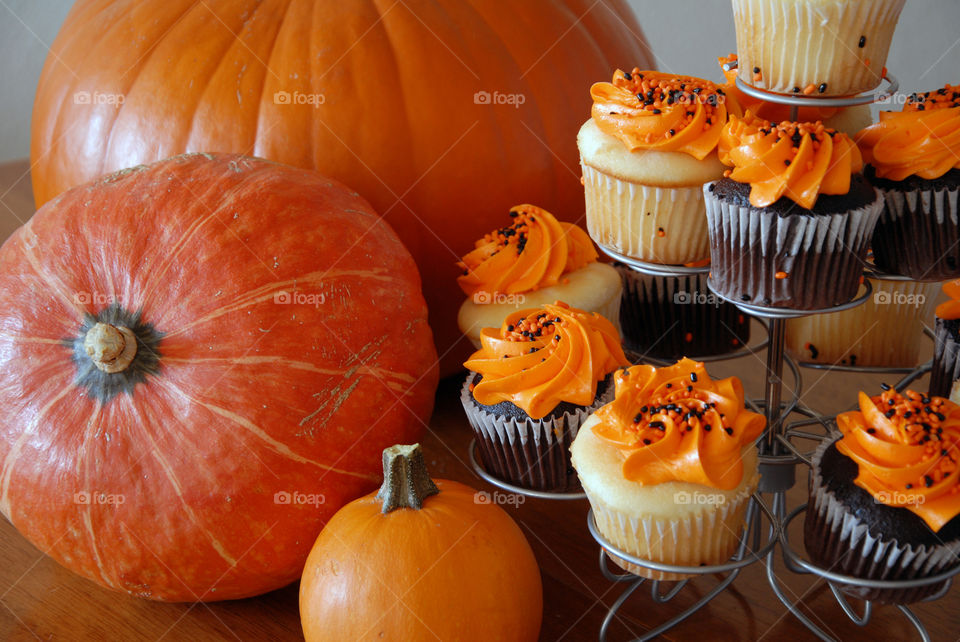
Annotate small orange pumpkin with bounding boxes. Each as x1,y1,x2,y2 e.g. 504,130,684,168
300,444,542,641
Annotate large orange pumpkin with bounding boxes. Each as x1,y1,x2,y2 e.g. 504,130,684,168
29,0,652,374
0,153,438,601
300,444,542,641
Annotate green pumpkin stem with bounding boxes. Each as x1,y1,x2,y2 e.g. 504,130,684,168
376,444,439,513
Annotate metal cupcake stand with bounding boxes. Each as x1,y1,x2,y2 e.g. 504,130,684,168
468,68,960,640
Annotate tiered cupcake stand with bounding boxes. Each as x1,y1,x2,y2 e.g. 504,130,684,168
469,69,960,640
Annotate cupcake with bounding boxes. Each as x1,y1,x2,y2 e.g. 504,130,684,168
785,277,938,367
930,279,960,398
804,388,960,603
462,302,629,491
615,265,751,360
704,112,883,308
718,54,872,135
731,0,905,97
857,86,960,280
457,204,622,347
578,70,730,264
571,358,765,580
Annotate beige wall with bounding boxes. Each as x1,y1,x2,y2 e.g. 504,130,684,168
0,0,957,162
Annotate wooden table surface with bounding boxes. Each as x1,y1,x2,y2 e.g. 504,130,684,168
0,159,957,641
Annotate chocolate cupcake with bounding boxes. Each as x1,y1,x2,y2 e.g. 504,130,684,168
804,389,960,604
930,279,960,398
704,113,882,309
614,264,751,359
858,86,960,280
461,302,629,491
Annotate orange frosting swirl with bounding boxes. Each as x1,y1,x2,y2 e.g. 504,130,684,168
590,69,733,160
464,302,628,419
591,358,765,489
857,84,960,181
835,389,960,532
719,111,863,209
457,204,597,297
937,279,960,320
718,54,844,123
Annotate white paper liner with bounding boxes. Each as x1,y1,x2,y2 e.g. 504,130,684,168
582,164,709,264
703,183,883,308
460,376,613,491
582,479,755,582
870,183,960,279
805,439,960,603
785,279,939,367
732,0,904,96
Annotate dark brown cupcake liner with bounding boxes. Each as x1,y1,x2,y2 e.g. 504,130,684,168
870,185,960,280
614,265,751,359
804,439,960,604
703,185,882,309
930,317,960,399
460,377,611,491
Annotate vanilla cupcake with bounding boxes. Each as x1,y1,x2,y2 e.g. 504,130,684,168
705,112,882,308
858,86,960,280
805,388,960,603
457,204,622,348
578,70,729,264
462,302,629,491
785,277,938,367
732,0,905,97
571,358,764,580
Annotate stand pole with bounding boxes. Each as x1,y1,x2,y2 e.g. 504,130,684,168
763,317,786,456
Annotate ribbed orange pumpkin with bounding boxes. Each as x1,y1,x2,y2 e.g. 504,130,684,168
29,0,652,374
300,444,542,641
0,153,438,601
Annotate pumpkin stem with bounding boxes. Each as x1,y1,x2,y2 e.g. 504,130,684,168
375,444,439,513
84,322,138,373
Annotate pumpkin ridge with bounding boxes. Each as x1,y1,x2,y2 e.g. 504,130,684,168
98,1,204,178
151,377,378,481
133,416,240,568
250,0,297,159
0,375,74,516
16,220,84,327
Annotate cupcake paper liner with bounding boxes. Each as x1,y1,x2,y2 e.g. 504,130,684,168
582,164,709,265
732,0,904,96
703,185,882,309
616,266,751,359
930,317,960,398
804,440,960,604
785,278,938,368
870,185,960,280
460,377,612,491
583,480,755,582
